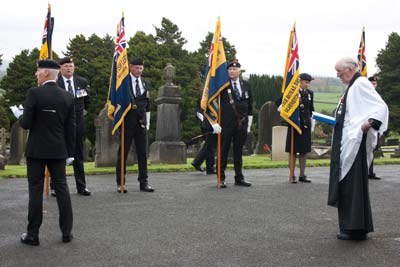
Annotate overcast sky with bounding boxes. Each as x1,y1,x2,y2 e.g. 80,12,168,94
1,0,399,77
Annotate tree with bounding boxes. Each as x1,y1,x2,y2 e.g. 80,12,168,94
0,49,41,126
376,32,400,133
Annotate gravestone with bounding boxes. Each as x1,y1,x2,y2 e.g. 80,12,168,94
0,128,7,155
0,154,6,170
255,101,282,154
8,121,27,165
271,126,288,161
149,63,186,163
94,106,135,167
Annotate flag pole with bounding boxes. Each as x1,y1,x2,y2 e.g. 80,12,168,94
217,95,221,188
44,2,52,197
289,127,295,183
121,121,125,193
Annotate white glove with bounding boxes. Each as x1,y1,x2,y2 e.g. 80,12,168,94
66,157,74,165
247,115,253,133
196,112,204,122
146,112,150,130
10,105,23,119
211,123,222,134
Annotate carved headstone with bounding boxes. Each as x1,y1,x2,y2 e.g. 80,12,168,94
149,63,187,163
0,128,7,155
271,126,288,161
8,121,27,165
255,101,282,154
94,106,135,167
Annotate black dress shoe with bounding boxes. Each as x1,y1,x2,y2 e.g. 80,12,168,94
368,174,381,180
235,179,252,187
20,233,39,246
191,162,204,172
62,234,73,243
219,181,227,188
299,176,311,183
206,170,217,175
291,176,297,184
117,186,127,193
78,188,91,196
51,189,56,197
337,231,367,241
140,183,155,192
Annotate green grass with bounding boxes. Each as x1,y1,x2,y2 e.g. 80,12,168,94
314,92,341,113
1,154,399,179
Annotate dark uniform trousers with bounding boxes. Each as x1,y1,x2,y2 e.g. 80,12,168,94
192,126,217,172
72,112,86,191
220,121,248,180
27,158,73,237
116,110,148,185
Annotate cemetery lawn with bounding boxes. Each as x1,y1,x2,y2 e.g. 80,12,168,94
1,154,399,179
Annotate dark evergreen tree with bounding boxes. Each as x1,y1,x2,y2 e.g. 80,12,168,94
376,32,400,133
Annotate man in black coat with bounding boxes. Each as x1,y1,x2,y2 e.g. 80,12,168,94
10,59,75,246
115,58,154,193
214,59,253,188
56,57,91,196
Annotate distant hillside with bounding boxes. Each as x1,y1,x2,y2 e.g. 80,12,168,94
309,76,346,93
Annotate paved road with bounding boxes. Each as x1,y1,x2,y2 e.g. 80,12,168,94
1,165,399,267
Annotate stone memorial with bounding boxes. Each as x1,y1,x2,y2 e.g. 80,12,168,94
255,101,282,154
94,106,135,167
149,63,186,163
8,121,27,165
271,126,288,161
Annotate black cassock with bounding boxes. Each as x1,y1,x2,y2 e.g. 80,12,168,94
328,73,373,234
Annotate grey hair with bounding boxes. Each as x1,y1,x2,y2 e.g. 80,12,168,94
47,69,60,79
335,57,359,71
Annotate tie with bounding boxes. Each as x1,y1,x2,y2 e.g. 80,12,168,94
233,82,241,99
135,78,141,97
66,80,74,95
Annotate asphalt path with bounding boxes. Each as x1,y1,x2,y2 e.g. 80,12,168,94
1,165,399,266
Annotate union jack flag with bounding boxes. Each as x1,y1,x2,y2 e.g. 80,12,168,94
39,4,54,60
280,24,301,134
357,27,367,77
287,32,299,76
107,16,131,135
114,18,127,58
200,17,230,125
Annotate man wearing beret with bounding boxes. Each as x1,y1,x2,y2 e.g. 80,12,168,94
281,73,314,183
56,57,91,196
115,58,154,193
211,59,253,188
10,59,75,245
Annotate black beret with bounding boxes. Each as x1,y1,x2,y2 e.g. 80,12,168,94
300,73,313,81
227,59,241,69
130,58,144,65
368,76,377,82
59,57,73,65
37,59,60,69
